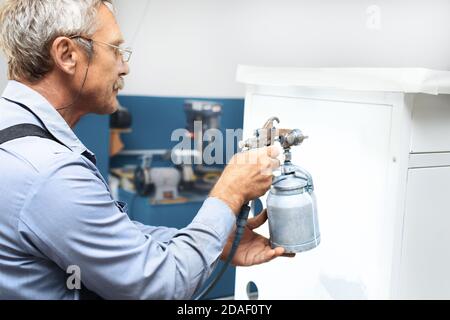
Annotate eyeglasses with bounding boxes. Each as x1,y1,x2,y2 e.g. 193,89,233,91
69,35,133,63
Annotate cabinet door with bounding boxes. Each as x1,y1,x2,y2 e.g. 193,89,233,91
398,166,450,299
236,91,394,299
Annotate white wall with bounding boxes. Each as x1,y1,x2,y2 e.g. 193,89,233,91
115,0,450,98
1,1,449,97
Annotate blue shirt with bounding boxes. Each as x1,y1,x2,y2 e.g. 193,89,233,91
0,80,235,300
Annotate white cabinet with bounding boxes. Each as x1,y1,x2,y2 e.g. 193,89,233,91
234,66,450,299
397,166,450,299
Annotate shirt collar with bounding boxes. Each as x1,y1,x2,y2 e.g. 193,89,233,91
2,80,90,155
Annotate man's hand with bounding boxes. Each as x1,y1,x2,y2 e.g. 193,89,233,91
221,209,295,266
210,146,281,214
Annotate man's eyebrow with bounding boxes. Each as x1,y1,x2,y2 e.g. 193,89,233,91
113,39,125,46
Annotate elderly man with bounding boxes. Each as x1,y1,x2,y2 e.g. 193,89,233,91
0,0,285,300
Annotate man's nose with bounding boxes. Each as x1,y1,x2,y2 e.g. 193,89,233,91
119,60,130,76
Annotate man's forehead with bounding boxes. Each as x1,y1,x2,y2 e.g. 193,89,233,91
95,3,124,44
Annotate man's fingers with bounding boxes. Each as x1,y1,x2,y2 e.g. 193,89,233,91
260,247,286,264
260,167,273,176
246,209,268,230
271,158,280,170
266,145,281,158
273,247,286,257
272,247,295,258
253,248,276,265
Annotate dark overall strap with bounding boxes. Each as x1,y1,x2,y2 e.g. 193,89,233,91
0,99,101,300
0,123,58,145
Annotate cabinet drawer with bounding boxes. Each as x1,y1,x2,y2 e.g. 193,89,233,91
411,94,450,153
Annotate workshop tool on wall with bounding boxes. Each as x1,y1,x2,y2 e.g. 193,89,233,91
184,100,223,191
110,104,133,156
184,100,222,158
194,117,320,300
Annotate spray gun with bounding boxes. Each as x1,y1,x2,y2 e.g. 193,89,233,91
240,117,320,253
194,117,319,299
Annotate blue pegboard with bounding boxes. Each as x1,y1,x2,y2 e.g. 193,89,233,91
114,96,243,159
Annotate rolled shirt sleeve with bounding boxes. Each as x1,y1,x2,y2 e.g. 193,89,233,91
17,154,236,299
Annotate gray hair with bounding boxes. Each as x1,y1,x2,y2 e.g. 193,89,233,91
0,0,114,82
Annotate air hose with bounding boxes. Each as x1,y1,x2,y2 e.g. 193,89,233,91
193,204,251,300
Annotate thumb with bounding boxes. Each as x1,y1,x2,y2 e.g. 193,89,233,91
246,209,268,230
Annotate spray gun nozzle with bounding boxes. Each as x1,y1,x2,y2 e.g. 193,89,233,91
281,129,307,149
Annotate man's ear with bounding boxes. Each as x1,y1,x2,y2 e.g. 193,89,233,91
50,37,82,75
